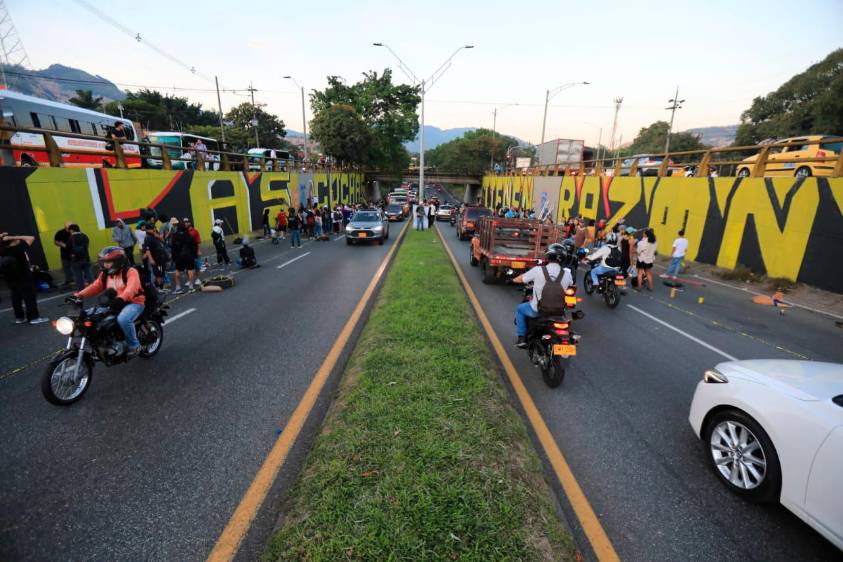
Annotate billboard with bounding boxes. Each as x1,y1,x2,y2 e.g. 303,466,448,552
536,138,584,167
515,157,532,169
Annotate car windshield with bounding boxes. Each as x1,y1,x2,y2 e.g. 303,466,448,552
387,205,403,212
352,212,380,222
466,208,492,219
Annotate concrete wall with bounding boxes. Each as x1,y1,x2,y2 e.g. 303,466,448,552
0,167,364,271
482,174,843,293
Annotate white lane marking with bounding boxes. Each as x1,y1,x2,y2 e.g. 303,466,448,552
693,274,843,322
334,235,346,241
277,251,311,269
164,308,196,325
1,290,75,314
627,304,739,361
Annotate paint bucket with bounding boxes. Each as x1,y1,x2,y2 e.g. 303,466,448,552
670,288,677,299
698,297,704,304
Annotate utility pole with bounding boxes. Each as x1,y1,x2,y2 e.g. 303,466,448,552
0,0,31,88
247,82,259,147
540,81,589,146
664,87,684,155
609,97,623,152
215,75,225,144
284,76,310,166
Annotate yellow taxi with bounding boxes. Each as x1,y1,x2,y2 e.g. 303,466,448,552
736,135,841,178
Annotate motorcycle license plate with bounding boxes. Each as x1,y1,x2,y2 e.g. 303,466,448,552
511,261,526,269
615,279,627,286
358,232,368,238
553,344,577,356
565,296,577,305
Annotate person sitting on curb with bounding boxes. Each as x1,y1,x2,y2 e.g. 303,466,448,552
237,236,258,269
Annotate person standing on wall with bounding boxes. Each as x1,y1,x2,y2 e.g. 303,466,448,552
666,229,689,280
0,232,49,325
112,219,137,265
68,224,94,290
53,221,74,289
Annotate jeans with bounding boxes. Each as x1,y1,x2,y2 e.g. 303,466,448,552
515,301,538,337
60,257,73,285
591,265,617,286
314,223,322,237
290,228,301,247
215,244,230,265
667,256,683,277
71,261,94,290
9,280,40,321
117,303,144,350
415,216,425,230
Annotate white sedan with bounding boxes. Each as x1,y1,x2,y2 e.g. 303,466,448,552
689,360,843,550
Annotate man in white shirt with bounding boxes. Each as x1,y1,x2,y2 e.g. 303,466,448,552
667,229,689,280
512,244,574,348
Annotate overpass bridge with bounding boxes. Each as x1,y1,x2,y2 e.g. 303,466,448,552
365,170,482,186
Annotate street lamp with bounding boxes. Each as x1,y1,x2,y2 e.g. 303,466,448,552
540,81,589,145
491,103,518,171
283,75,309,165
373,42,474,206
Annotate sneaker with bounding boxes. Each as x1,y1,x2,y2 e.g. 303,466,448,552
13,318,26,325
173,287,185,294
126,346,141,358
28,317,49,325
516,336,528,349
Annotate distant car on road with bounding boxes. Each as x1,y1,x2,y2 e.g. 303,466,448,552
436,204,455,221
689,359,843,550
385,203,405,221
612,154,678,177
736,136,841,178
456,206,493,240
345,209,389,245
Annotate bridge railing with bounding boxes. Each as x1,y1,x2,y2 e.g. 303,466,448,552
499,136,843,178
0,124,361,173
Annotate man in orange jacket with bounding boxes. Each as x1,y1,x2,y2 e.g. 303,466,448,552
75,246,146,356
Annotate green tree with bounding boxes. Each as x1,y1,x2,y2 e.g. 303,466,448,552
68,89,103,110
223,102,287,150
310,104,371,164
624,121,707,155
309,70,420,170
103,89,219,131
735,48,843,145
425,129,522,175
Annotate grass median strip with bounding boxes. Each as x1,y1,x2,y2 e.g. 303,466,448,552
263,229,575,561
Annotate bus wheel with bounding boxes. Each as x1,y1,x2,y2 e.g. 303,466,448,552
20,154,37,167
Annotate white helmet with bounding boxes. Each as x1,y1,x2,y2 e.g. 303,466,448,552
605,232,619,246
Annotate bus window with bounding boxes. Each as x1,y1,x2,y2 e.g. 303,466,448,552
30,112,41,128
37,113,56,130
85,122,98,136
205,139,220,152
69,119,81,134
54,117,73,133
123,125,135,141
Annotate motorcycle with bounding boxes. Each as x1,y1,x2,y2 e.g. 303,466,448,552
41,290,168,405
582,258,626,309
519,284,583,388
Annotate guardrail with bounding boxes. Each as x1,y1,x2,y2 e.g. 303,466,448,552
498,136,843,178
0,125,360,173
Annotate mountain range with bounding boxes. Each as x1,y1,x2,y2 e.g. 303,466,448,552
1,63,125,103
684,125,738,147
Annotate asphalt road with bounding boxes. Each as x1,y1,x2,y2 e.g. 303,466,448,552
0,225,403,561
438,222,843,562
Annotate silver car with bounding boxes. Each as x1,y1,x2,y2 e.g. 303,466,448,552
345,209,389,245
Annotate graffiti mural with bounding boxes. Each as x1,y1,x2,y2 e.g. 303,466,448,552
0,167,364,271
481,174,843,293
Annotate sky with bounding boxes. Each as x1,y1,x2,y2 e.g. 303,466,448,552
10,0,843,147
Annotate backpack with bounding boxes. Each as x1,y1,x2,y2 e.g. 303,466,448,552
537,266,567,316
416,206,425,217
605,246,622,268
98,266,158,309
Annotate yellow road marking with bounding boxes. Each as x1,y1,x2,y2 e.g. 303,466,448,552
436,226,621,562
207,222,409,562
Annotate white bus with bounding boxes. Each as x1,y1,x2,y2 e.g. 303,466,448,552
146,131,222,170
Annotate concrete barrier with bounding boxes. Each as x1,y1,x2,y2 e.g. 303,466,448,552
481,175,843,293
0,167,363,271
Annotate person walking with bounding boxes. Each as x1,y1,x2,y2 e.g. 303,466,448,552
112,219,136,265
0,232,49,324
53,221,74,289
428,201,436,228
275,207,288,240
262,209,271,238
68,224,94,290
636,228,657,291
666,229,689,280
415,201,426,231
211,219,231,269
288,208,302,248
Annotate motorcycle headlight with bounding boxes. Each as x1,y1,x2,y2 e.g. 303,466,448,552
55,316,74,335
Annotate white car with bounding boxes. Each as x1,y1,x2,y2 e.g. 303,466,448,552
689,360,843,550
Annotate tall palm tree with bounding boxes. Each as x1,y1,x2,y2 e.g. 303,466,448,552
68,89,103,110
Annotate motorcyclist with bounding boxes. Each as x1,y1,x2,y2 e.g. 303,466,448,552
584,232,622,288
72,246,145,357
512,243,574,348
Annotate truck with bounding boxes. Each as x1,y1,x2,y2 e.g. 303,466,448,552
536,138,585,168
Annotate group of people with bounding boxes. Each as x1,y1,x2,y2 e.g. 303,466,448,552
263,203,365,248
413,200,441,230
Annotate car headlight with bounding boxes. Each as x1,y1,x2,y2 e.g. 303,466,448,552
55,316,74,335
345,225,353,232
373,225,384,232
703,369,728,383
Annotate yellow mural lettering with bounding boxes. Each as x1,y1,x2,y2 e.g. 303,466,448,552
649,177,710,261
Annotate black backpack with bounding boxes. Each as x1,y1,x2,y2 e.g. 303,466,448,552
537,266,567,316
605,246,622,268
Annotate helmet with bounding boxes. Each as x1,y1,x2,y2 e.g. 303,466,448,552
605,232,619,245
97,246,127,275
625,226,636,235
545,242,569,264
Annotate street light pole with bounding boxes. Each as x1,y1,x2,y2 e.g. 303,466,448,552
540,81,589,146
284,76,309,166
491,103,518,170
373,43,474,212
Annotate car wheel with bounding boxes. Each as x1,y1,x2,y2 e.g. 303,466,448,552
703,409,781,502
481,259,496,284
346,238,352,245
469,252,478,267
737,167,750,178
795,166,812,178
378,238,384,245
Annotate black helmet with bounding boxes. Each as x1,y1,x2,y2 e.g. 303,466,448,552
545,242,569,263
97,246,127,275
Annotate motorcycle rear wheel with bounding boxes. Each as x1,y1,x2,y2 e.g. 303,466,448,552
604,284,620,309
542,353,566,388
583,275,595,295
41,352,92,406
139,320,164,358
